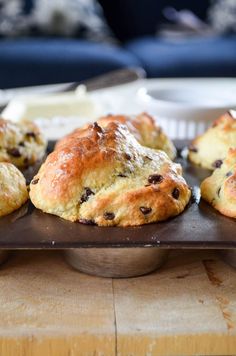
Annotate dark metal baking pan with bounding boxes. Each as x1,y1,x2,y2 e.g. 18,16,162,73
219,250,236,268
0,140,235,250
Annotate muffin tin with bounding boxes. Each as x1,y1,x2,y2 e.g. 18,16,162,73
0,140,235,277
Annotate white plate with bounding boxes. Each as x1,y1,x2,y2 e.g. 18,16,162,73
145,87,236,107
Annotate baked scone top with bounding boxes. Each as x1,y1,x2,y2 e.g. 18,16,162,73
188,111,236,170
0,118,47,168
0,162,28,217
56,112,176,160
201,148,236,218
30,122,190,226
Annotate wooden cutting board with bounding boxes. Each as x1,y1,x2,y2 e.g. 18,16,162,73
0,249,235,356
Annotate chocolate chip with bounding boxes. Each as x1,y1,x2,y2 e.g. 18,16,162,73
117,173,127,178
145,156,152,161
139,206,152,215
172,187,180,199
79,219,96,225
217,187,221,197
23,157,29,169
124,153,131,160
7,148,21,157
148,174,164,184
104,212,115,220
80,187,94,204
212,159,223,169
92,122,103,133
19,142,25,147
226,171,232,177
188,145,198,153
31,178,39,185
26,132,36,139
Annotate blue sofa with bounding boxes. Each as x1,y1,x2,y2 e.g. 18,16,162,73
0,0,236,89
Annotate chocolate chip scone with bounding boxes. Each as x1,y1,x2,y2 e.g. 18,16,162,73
57,112,176,160
188,111,236,170
30,122,190,226
0,162,28,217
201,148,236,218
0,118,47,168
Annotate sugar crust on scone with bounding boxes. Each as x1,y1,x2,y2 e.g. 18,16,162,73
30,122,190,226
57,112,176,160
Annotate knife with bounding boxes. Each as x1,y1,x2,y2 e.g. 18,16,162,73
0,67,146,112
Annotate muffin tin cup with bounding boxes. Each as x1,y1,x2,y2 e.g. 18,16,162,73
64,248,169,278
218,250,236,269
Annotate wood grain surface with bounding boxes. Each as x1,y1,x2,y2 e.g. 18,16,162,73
0,250,236,356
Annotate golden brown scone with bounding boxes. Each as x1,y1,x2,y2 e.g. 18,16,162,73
56,112,176,160
201,148,236,218
30,122,190,226
0,162,28,217
0,118,47,168
188,111,236,170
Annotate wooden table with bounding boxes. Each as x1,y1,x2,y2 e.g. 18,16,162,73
0,249,236,356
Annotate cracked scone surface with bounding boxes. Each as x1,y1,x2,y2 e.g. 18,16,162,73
188,111,236,170
30,122,190,226
0,118,47,168
201,148,236,218
57,112,176,160
0,162,28,217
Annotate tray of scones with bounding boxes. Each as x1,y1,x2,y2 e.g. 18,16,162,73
0,110,235,277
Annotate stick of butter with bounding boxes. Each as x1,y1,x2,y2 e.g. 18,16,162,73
2,86,105,140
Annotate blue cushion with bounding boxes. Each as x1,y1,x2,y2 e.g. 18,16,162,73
125,36,236,77
0,38,140,88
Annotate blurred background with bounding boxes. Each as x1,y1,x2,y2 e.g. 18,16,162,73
0,0,236,89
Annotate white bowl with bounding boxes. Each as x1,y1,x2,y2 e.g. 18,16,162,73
137,86,236,139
